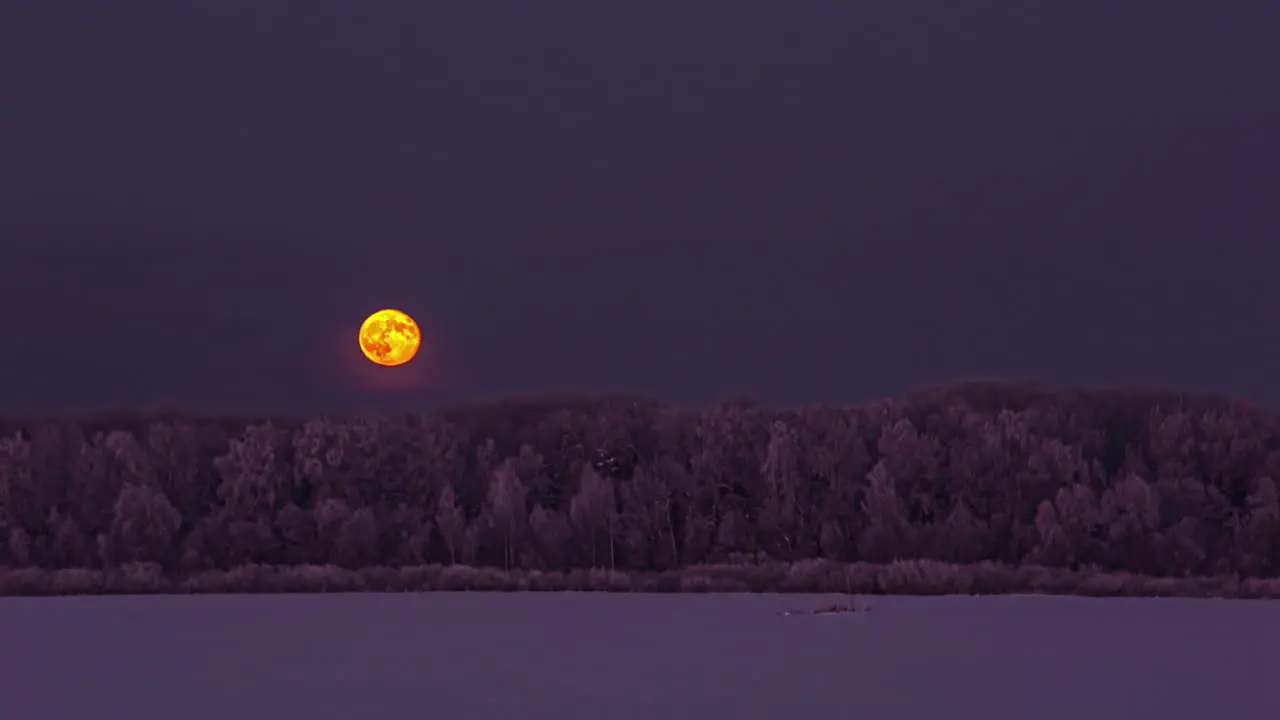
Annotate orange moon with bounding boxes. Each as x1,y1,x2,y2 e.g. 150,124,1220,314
358,309,422,367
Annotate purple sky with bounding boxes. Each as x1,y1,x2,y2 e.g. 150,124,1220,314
3,1,1278,415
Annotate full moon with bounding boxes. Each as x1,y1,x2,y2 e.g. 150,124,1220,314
358,309,422,367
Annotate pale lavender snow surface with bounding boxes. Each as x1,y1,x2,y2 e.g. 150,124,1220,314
1,593,1277,720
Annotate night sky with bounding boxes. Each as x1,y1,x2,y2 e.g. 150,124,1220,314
4,1,1278,416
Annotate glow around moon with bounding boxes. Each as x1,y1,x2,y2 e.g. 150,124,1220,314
358,309,422,367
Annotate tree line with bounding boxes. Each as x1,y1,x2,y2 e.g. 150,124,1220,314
1,380,1278,587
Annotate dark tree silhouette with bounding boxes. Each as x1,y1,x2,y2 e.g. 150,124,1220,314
3,381,1280,596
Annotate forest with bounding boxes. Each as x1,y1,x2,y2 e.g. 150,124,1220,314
2,380,1280,597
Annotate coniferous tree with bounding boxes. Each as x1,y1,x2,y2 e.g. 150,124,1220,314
0,382,1278,583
